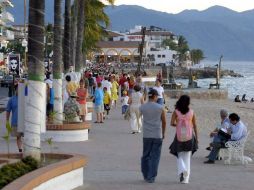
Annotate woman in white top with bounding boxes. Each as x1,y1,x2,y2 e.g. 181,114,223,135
153,79,165,105
128,85,144,134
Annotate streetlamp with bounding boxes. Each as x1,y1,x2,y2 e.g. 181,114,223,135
23,0,27,69
22,38,27,70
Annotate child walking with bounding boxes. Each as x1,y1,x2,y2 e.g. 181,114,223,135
103,87,111,119
121,90,129,115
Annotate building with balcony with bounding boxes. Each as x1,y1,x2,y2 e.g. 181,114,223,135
0,0,14,48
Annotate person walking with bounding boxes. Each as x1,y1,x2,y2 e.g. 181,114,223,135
153,79,165,105
6,84,23,152
110,76,119,108
103,87,111,119
77,79,88,122
93,82,104,123
169,95,198,184
128,85,144,134
139,89,166,183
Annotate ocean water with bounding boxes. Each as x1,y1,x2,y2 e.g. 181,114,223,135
176,61,254,100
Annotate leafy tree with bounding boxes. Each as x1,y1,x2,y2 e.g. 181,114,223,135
190,49,205,65
83,1,111,53
162,38,178,51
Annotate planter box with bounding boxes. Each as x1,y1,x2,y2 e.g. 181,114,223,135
2,153,87,190
41,122,91,142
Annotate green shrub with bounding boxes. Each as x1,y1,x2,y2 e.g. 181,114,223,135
0,156,39,189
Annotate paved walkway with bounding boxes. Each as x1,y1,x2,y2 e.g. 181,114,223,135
1,102,254,190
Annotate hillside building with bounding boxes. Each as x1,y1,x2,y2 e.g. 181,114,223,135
95,25,178,65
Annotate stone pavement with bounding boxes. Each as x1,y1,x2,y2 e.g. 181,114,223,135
0,102,254,190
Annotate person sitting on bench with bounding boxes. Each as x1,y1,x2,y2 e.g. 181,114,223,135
204,113,247,164
206,109,230,151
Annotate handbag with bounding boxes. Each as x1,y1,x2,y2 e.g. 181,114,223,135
124,106,131,120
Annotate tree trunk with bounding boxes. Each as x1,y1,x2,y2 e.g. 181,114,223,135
63,0,71,73
25,0,46,160
70,0,78,70
75,0,85,72
53,0,63,123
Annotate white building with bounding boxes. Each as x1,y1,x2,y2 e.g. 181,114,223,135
0,0,14,48
95,25,178,65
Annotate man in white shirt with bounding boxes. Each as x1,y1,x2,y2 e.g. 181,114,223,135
101,76,112,95
153,79,165,105
204,113,247,164
206,109,230,151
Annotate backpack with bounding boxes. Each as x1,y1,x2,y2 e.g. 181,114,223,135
175,109,193,142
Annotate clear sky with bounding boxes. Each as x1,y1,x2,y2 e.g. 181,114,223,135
112,0,254,13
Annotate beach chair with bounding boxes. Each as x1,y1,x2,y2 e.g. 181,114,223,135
220,131,251,165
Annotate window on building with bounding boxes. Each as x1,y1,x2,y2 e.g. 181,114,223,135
158,55,161,58
120,38,124,41
162,55,165,58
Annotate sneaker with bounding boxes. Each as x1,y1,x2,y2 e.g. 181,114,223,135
206,147,212,151
144,178,155,183
204,160,215,164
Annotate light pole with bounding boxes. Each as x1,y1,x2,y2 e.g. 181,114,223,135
23,0,27,70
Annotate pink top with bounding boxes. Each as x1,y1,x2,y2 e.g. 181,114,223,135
175,109,193,142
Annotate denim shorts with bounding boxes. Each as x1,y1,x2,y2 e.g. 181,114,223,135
94,104,104,113
122,105,128,114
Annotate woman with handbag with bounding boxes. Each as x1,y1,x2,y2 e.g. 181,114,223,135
169,95,198,184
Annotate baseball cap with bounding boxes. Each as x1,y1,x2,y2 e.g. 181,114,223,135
148,89,159,97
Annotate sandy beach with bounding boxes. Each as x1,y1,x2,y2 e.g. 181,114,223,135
167,98,254,157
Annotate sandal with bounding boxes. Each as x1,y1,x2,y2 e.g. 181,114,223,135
94,121,99,123
100,121,104,123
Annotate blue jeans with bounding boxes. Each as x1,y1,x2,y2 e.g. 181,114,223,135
141,138,163,182
157,98,164,105
208,134,228,161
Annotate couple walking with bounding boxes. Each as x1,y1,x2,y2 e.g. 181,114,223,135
140,92,198,184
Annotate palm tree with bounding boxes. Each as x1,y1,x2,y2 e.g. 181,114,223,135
162,38,178,51
70,0,78,70
175,35,189,66
74,0,115,72
190,49,204,65
63,0,71,73
53,0,63,123
75,0,85,72
24,0,45,160
83,0,113,55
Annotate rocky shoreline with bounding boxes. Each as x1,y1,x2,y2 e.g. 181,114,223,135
173,66,243,79
118,66,243,79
